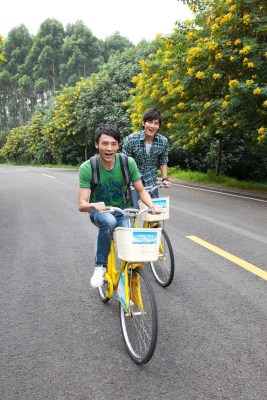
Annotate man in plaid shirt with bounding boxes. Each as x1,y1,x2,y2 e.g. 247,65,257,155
122,107,171,208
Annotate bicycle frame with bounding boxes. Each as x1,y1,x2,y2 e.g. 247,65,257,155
104,236,144,314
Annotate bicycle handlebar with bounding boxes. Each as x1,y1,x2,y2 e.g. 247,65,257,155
102,206,164,218
130,181,171,194
143,182,170,194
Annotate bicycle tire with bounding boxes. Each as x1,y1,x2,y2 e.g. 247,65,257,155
150,228,175,287
119,267,158,365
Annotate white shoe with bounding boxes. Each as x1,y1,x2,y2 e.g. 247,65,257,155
90,266,106,288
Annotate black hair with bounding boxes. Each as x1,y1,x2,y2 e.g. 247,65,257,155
94,124,121,144
142,107,163,126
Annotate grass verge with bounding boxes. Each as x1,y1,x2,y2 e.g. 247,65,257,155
168,167,267,192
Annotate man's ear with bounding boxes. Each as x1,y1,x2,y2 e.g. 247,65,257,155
95,141,98,149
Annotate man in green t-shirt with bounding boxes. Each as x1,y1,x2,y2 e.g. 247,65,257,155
78,124,156,288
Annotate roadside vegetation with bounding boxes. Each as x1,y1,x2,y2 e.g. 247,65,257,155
167,167,267,191
1,0,266,185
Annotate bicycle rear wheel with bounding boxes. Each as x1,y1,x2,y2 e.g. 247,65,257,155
150,228,175,287
119,267,158,365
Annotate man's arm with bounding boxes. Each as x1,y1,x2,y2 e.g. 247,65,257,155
160,164,168,180
159,164,171,186
78,188,105,212
132,180,154,208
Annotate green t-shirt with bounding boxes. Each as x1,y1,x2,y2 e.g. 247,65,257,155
79,153,141,207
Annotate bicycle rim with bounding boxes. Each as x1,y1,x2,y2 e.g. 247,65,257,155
150,228,175,287
119,267,158,365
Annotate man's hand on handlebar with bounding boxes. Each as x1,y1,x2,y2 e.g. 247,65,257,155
92,201,106,212
162,178,172,187
149,205,163,215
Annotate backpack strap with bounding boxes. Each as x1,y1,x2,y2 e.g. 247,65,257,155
89,154,100,203
119,153,133,206
119,153,130,187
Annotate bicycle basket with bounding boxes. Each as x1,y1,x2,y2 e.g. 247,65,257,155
138,197,170,221
114,227,162,262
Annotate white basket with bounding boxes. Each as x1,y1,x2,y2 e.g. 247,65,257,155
114,227,162,262
138,197,170,221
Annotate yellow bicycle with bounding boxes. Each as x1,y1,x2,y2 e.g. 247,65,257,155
98,206,162,365
138,183,175,287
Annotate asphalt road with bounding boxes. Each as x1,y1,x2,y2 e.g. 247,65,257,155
1,165,267,400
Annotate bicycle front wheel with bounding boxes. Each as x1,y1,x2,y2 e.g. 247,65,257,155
119,267,158,365
150,228,175,287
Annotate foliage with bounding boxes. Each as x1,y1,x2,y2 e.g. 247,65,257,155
1,3,267,182
0,39,154,165
168,165,267,189
0,34,6,63
45,40,154,164
0,125,29,161
0,19,134,133
127,0,267,180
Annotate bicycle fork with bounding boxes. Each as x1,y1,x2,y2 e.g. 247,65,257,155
126,266,145,317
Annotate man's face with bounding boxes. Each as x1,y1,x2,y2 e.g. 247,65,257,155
143,119,160,140
95,134,119,164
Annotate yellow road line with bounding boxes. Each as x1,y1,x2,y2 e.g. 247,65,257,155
187,235,267,281
41,174,55,179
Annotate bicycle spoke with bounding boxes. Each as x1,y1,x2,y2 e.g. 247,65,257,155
150,228,174,287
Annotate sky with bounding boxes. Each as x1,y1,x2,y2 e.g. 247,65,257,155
1,0,193,44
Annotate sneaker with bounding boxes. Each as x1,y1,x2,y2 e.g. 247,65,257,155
90,266,106,288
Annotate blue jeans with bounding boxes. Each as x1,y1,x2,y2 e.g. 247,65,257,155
89,211,132,266
131,188,159,209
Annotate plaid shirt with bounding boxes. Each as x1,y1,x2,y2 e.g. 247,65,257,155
122,130,169,187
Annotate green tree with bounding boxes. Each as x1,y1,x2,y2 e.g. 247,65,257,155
23,19,65,94
102,32,133,62
0,26,33,128
60,21,104,86
76,40,155,160
36,40,154,164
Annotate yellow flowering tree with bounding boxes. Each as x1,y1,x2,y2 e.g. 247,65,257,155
0,34,6,63
44,83,84,163
127,0,267,179
0,126,28,161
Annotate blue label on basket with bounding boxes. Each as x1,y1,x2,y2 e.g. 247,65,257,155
152,199,167,208
132,231,158,244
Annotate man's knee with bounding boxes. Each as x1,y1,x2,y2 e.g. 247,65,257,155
100,213,117,231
